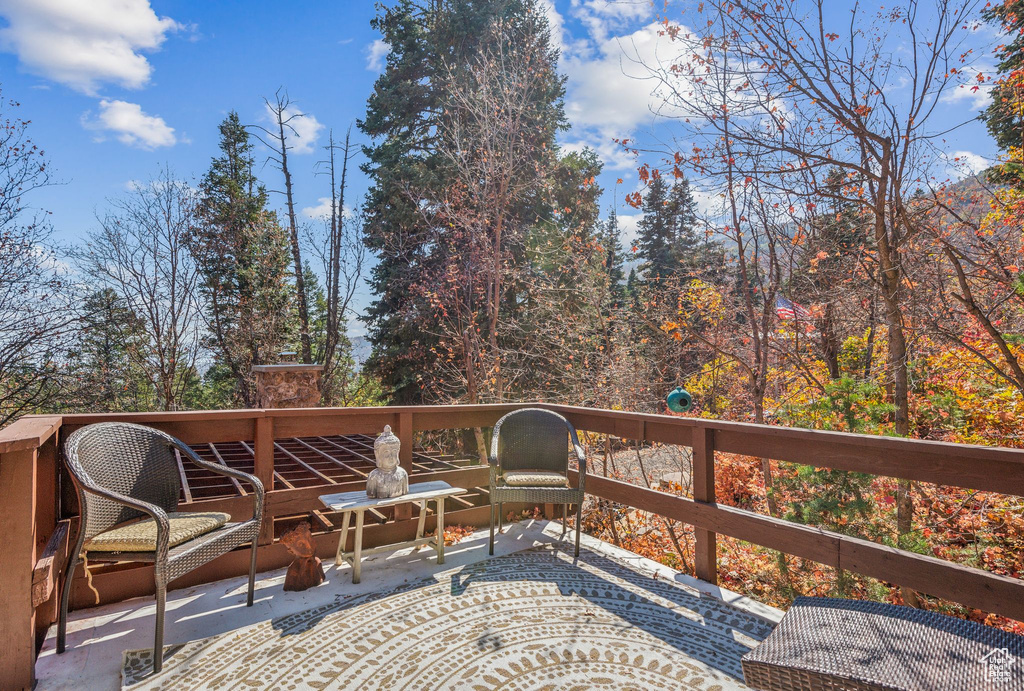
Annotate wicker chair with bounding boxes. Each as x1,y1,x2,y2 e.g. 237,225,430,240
57,422,265,674
489,408,586,557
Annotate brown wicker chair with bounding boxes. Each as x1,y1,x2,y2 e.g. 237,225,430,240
489,408,586,557
57,422,265,674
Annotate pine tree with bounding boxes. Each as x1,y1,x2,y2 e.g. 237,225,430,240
983,0,1024,153
601,209,626,309
69,289,154,411
360,0,568,403
191,112,294,406
635,174,676,284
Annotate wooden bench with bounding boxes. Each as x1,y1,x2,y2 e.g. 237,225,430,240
319,481,468,583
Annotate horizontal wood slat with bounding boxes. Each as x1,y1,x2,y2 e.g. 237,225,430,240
579,471,1024,621
185,466,490,521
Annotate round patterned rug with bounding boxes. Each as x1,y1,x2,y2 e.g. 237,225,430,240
122,546,773,690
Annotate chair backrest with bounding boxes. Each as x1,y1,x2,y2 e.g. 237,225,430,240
491,408,574,473
64,422,183,540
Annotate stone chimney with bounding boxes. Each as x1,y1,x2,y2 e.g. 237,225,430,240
252,352,324,408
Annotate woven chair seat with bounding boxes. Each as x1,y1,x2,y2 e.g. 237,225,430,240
502,470,570,487
742,596,1024,691
85,511,231,552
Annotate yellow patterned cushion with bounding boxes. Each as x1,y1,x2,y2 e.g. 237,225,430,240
502,470,569,487
85,511,231,552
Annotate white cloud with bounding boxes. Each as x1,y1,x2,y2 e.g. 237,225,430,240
83,99,176,149
559,22,683,168
565,23,677,132
570,0,652,44
948,150,990,176
0,0,180,94
302,197,352,220
365,39,390,71
264,103,324,155
941,81,993,111
617,212,642,248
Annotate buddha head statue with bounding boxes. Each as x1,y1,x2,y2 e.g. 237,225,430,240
373,425,401,471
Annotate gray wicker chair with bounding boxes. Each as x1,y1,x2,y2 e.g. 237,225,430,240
489,408,586,556
57,422,265,674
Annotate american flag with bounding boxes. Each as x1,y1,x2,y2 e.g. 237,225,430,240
776,296,812,322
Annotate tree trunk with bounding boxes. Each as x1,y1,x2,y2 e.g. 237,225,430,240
276,113,313,364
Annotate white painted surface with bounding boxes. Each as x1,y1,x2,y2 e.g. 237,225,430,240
35,521,783,690
319,480,466,511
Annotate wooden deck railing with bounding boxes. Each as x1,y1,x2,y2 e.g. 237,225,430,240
2,402,1024,688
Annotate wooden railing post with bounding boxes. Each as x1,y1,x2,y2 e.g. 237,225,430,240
692,426,718,585
254,414,275,544
0,446,39,690
394,412,414,520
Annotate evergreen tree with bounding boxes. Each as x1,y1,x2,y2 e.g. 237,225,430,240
360,0,569,403
601,209,626,305
983,0,1024,153
190,112,293,406
635,174,676,284
68,289,154,411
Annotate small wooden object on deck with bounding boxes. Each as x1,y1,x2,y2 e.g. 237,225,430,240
280,522,324,591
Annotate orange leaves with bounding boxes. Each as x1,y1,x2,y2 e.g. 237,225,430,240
625,191,643,208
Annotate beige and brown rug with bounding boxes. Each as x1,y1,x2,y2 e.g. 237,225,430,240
122,546,773,690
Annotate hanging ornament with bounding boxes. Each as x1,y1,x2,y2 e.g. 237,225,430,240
666,386,693,413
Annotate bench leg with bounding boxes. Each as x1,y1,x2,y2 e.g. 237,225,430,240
352,509,364,584
436,498,446,565
336,510,352,568
415,499,427,544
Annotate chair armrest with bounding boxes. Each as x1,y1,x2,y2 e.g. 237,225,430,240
75,481,171,557
170,439,266,522
569,428,587,492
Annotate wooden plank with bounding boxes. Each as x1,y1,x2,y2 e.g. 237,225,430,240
208,443,246,496
292,437,368,477
319,482,467,511
336,434,460,470
173,448,193,504
580,472,1024,621
691,427,717,585
0,447,39,689
394,412,414,520
60,415,257,446
412,408,512,431
32,520,70,608
546,403,1024,496
711,426,1024,496
274,442,338,484
272,412,395,438
0,415,61,455
186,466,491,520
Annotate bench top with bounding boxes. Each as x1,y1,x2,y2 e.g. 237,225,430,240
319,481,467,512
742,596,1024,691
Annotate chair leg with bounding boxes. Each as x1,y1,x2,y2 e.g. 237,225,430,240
489,501,495,556
56,555,78,654
560,504,568,541
247,539,258,607
498,502,503,534
153,577,166,674
573,503,581,556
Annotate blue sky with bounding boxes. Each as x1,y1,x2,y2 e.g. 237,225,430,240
0,1,1000,334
